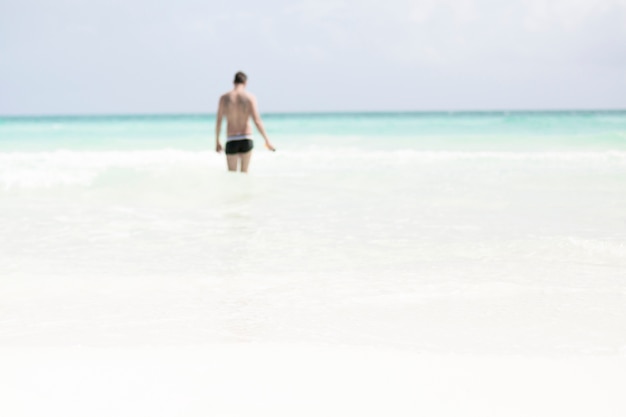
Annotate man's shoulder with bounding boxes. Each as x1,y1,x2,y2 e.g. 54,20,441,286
243,91,257,102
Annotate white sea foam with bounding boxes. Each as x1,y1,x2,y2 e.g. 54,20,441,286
2,149,626,189
2,114,625,416
1,143,624,354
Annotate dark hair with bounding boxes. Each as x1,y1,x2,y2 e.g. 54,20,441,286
234,71,247,84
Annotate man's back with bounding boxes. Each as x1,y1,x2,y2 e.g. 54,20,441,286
220,90,253,137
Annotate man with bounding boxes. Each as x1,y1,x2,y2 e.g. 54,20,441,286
215,71,275,173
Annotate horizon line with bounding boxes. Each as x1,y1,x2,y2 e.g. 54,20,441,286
2,108,626,119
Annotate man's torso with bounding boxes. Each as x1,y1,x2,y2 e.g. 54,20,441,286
222,91,253,138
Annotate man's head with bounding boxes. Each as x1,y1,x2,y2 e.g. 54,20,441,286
234,71,247,85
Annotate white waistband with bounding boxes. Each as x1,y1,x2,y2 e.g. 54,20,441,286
226,134,253,142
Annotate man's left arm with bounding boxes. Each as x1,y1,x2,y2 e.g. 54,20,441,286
215,97,224,153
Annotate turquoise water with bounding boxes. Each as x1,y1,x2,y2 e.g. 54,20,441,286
2,111,626,151
1,111,625,352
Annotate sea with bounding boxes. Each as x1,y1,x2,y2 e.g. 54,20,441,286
1,111,625,353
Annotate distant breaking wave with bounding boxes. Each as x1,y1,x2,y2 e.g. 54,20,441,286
1,149,626,189
3,149,626,162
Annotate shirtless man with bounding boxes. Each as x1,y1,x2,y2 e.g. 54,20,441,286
215,71,275,173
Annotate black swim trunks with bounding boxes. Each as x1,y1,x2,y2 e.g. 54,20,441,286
225,139,254,155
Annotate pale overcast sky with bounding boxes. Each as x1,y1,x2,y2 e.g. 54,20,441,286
1,0,625,115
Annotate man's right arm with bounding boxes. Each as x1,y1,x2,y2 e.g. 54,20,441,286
250,96,275,151
215,96,224,153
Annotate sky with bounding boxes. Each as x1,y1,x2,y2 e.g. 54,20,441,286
1,0,625,115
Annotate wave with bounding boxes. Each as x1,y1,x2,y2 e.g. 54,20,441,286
2,149,626,189
3,149,626,161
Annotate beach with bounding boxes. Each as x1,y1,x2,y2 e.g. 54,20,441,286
1,111,625,415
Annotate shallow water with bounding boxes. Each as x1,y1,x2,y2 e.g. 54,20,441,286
1,112,625,353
